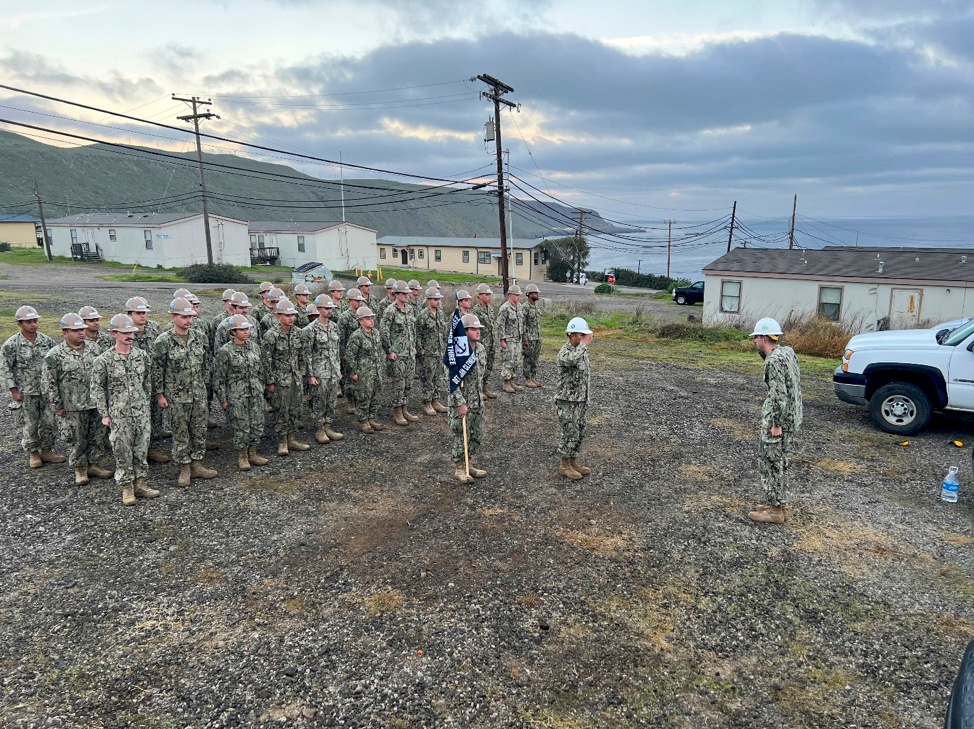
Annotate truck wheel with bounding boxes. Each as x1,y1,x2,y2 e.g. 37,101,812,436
869,382,932,435
675,294,687,305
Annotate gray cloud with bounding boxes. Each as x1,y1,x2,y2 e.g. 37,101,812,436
0,50,162,101
149,43,204,76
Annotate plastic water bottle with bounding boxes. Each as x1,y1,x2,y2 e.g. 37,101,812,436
941,466,960,503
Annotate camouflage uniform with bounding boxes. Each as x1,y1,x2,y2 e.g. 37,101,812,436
91,347,152,485
293,306,311,329
522,299,543,380
82,330,115,462
448,342,486,463
304,318,342,427
375,295,396,320
213,340,265,450
84,330,115,354
262,324,306,435
260,311,281,335
0,330,57,454
161,316,211,340
471,302,496,386
415,306,448,403
346,327,384,422
496,300,524,381
338,308,360,397
555,340,591,458
379,303,417,408
152,328,211,465
759,345,803,506
250,299,271,325
213,314,261,355
132,321,165,449
42,340,100,468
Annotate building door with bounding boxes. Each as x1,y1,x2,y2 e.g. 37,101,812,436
889,288,923,328
401,249,408,266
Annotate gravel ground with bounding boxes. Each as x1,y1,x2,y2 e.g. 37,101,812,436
3,269,974,728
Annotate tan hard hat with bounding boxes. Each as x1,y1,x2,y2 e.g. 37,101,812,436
259,281,274,293
425,287,443,299
185,293,200,304
427,279,440,289
293,283,312,296
524,283,540,294
221,288,236,301
59,312,86,330
170,297,196,316
347,288,365,302
392,280,410,294
475,283,493,295
507,285,522,296
357,275,372,286
407,279,421,290
456,289,471,301
124,297,150,313
268,287,285,301
329,280,345,291
385,278,396,288
14,305,39,321
227,314,252,330
305,303,318,315
461,314,484,329
315,294,336,308
173,288,192,300
229,292,251,307
79,305,102,320
275,299,298,315
356,306,375,319
109,313,139,333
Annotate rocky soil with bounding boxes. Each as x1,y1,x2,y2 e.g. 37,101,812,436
2,271,974,728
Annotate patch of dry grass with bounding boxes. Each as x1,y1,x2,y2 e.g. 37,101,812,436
942,532,974,546
682,493,750,515
678,464,720,481
709,418,752,440
804,457,866,476
195,567,223,583
363,587,405,615
554,528,630,557
521,593,541,609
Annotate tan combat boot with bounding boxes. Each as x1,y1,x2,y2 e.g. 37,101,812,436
570,457,591,476
503,379,516,394
277,436,289,456
40,450,66,463
748,505,787,524
28,451,42,468
87,464,114,479
469,464,487,478
121,482,136,506
559,458,583,480
324,425,344,441
346,397,356,415
147,447,171,464
315,426,331,444
525,377,541,388
454,463,473,483
359,420,376,434
392,407,408,426
482,385,498,400
369,419,386,431
238,449,252,471
177,464,192,487
287,433,310,451
431,400,448,413
512,380,525,392
134,477,159,499
191,460,218,479
402,406,420,423
248,446,269,466
422,402,437,416
74,466,89,486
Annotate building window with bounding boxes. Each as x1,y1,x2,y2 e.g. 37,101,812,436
380,247,386,259
418,249,424,259
70,229,78,244
297,235,305,253
534,252,539,266
409,249,415,260
477,251,491,265
818,286,842,321
257,234,265,249
109,229,117,242
144,230,153,250
434,249,441,262
516,252,524,266
462,250,470,263
250,234,257,245
720,280,741,312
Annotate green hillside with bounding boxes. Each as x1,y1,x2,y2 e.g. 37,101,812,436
0,130,609,238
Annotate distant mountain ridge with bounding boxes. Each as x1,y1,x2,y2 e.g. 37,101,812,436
0,130,624,238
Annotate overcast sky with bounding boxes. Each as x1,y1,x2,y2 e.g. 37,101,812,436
1,0,972,224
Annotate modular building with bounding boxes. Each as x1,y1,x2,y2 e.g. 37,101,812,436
0,214,41,248
248,221,377,271
376,236,548,282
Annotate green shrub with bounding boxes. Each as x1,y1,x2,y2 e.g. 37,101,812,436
0,242,11,253
181,263,252,284
666,278,692,293
594,283,614,294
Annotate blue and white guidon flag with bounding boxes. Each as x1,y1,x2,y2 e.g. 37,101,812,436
443,308,477,393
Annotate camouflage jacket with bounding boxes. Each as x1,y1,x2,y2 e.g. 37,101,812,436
260,312,281,335
407,296,423,317
0,330,56,396
346,327,384,382
262,325,305,388
293,305,311,329
379,303,416,358
42,340,99,411
555,342,590,402
375,295,396,320
332,297,349,315
84,330,115,355
132,321,162,358
762,345,803,433
161,315,211,341
213,314,262,354
213,340,265,403
448,342,486,411
304,318,341,383
152,328,211,403
496,301,524,343
91,347,152,420
211,311,233,334
249,300,271,325
523,301,542,341
414,306,447,359
471,303,496,348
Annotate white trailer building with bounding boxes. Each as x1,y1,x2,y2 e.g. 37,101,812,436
248,221,377,271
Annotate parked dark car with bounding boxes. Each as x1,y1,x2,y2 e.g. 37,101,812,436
672,281,704,305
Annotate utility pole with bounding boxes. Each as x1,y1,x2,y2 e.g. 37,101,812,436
476,74,517,293
666,219,675,278
34,180,51,262
726,200,737,253
173,95,220,265
789,194,798,249
575,210,586,280
637,260,641,274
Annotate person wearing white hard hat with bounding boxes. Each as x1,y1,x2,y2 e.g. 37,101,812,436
305,294,344,445
748,318,803,524
1,305,63,469
497,285,525,393
556,317,594,480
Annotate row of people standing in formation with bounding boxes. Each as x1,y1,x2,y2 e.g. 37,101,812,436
0,274,589,506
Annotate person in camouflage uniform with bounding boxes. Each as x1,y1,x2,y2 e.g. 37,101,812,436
497,285,526,393
555,317,594,480
125,296,170,464
448,314,487,484
375,278,397,320
406,280,423,315
328,280,348,314
292,284,312,328
522,283,544,387
346,306,386,434
260,288,286,334
0,305,63,468
214,314,269,471
471,284,498,400
415,287,449,416
213,292,262,354
249,281,275,324
338,288,366,412
749,318,803,525
356,275,378,311
380,280,419,426
304,295,345,445
42,313,115,485
211,289,236,334
262,298,311,455
80,306,114,354
91,314,159,506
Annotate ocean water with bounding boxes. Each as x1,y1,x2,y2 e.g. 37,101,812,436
586,216,974,282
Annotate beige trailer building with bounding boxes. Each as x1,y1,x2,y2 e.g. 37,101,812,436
377,236,548,282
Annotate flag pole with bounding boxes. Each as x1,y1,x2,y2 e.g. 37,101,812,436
462,413,471,479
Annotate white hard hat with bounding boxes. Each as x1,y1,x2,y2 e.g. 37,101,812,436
750,317,783,337
566,317,592,335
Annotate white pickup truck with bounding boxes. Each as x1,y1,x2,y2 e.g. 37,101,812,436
833,318,974,434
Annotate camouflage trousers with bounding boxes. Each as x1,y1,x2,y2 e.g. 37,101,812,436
449,406,484,463
109,414,150,485
309,377,340,426
269,384,303,435
500,342,523,381
523,339,542,379
759,433,795,507
354,374,381,422
480,342,495,384
227,396,265,450
167,399,208,464
18,394,56,453
57,409,101,468
417,355,447,403
150,400,165,448
556,399,587,458
388,354,416,407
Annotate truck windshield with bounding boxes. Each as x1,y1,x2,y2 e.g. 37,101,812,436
944,319,974,346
